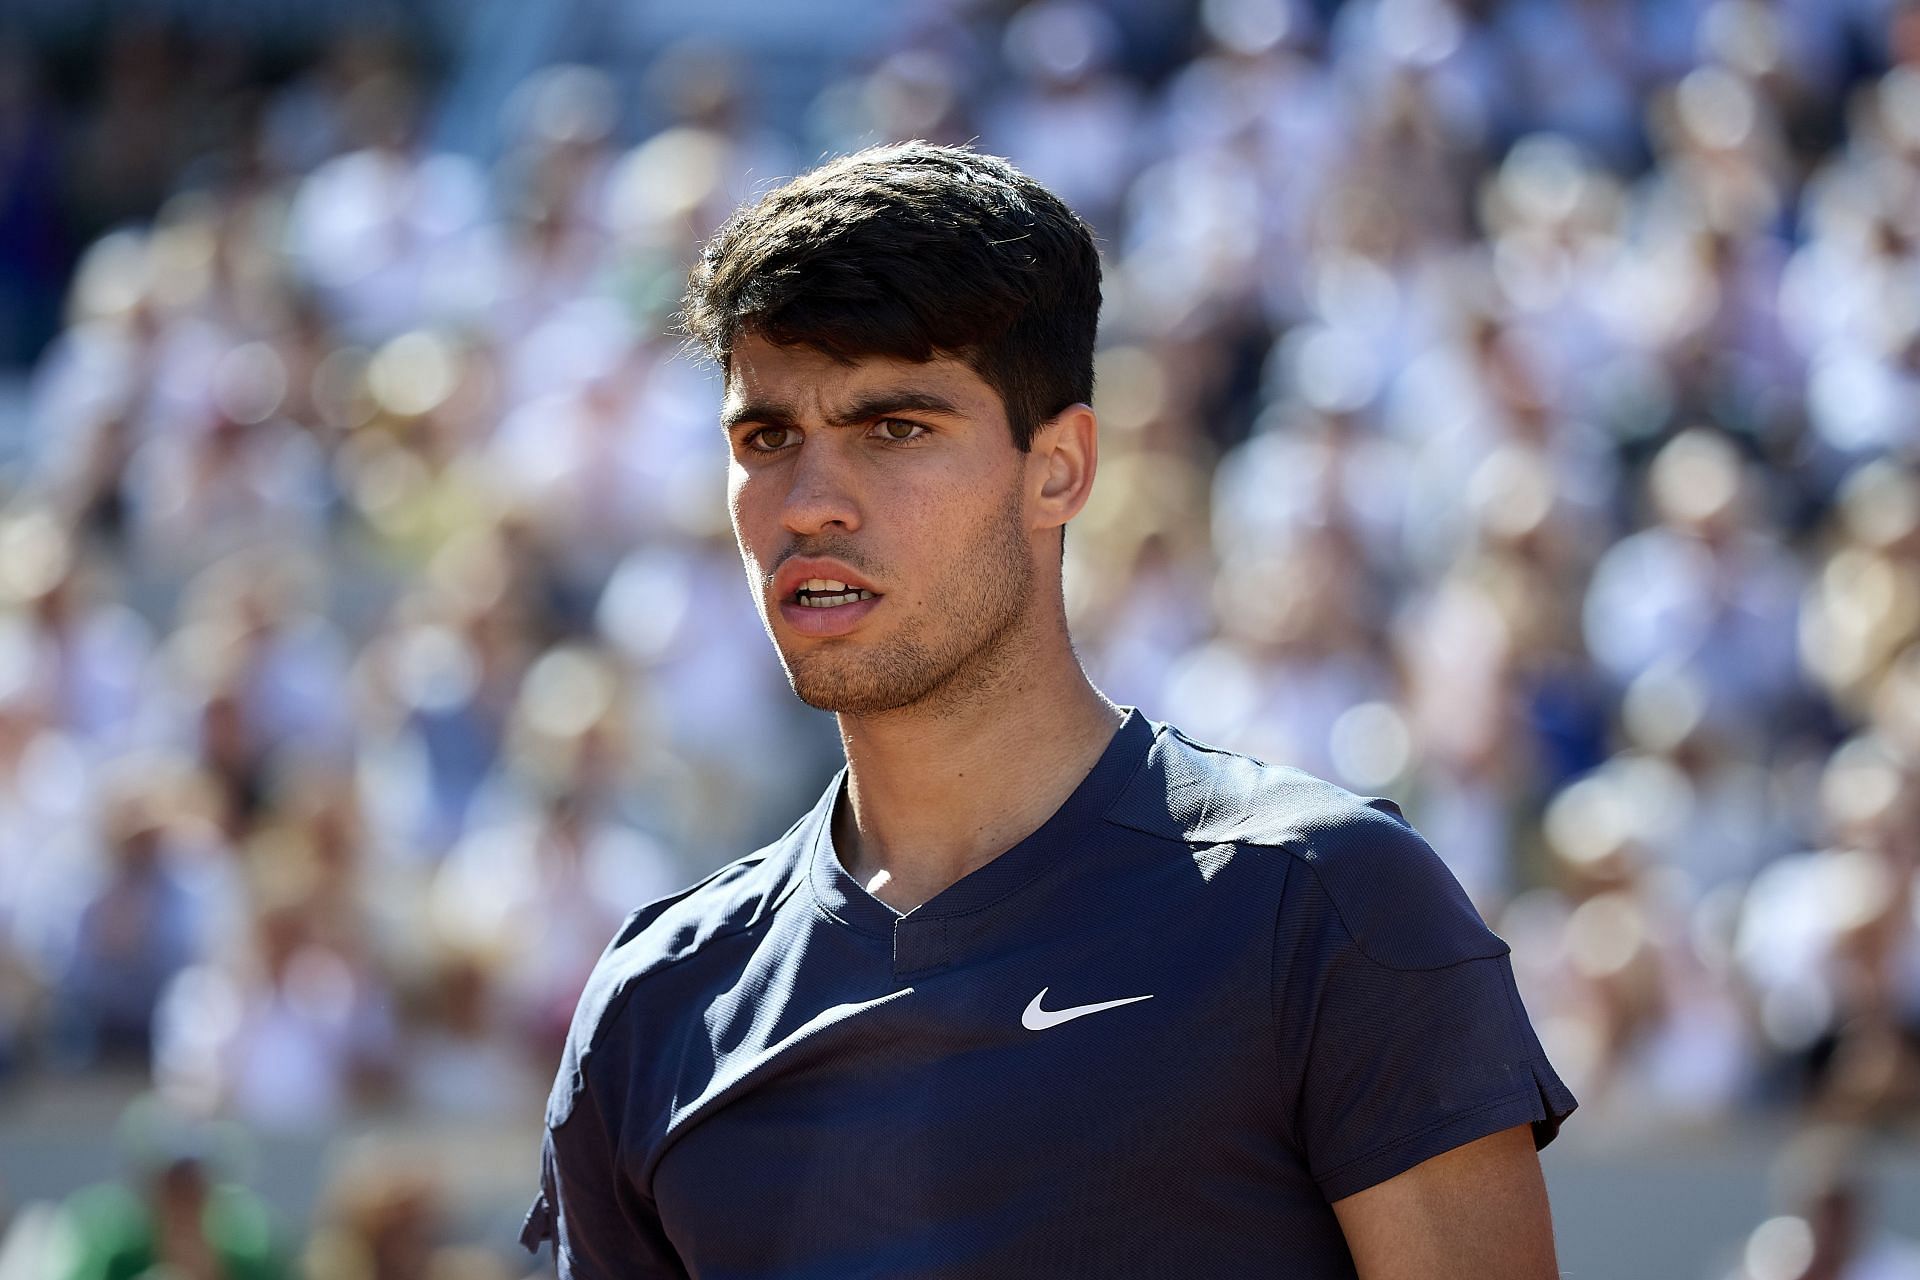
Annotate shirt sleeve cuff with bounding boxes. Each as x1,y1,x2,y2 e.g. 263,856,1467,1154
1313,1058,1577,1203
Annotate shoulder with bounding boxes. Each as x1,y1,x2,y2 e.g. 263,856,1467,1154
546,817,809,1125
59,1182,149,1261
1106,721,1505,969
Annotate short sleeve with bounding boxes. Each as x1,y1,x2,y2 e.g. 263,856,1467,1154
1272,811,1577,1204
522,1064,687,1278
1295,947,1577,1202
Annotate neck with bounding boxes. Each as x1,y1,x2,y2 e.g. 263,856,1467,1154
831,609,1124,914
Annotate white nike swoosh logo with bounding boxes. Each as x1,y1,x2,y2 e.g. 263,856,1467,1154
1021,987,1155,1031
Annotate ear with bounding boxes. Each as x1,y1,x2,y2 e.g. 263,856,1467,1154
1027,403,1098,537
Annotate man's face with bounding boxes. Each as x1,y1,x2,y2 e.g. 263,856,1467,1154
723,334,1039,715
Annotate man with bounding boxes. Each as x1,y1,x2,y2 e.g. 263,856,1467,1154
60,1097,286,1280
520,141,1576,1278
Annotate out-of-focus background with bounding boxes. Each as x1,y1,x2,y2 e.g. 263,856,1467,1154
1,0,1919,1275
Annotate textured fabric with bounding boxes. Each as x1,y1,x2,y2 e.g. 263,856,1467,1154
521,710,1577,1278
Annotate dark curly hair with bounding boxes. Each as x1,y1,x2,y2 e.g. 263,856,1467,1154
681,141,1101,452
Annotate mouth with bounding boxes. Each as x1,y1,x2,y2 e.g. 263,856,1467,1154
775,575,884,638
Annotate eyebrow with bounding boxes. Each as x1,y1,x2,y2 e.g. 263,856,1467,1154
721,389,965,433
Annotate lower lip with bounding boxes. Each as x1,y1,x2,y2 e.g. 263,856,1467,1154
778,593,882,638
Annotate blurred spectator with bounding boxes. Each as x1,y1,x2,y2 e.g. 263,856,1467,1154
1738,736,1920,1121
1494,756,1757,1134
0,509,153,751
1583,428,1806,745
402,941,536,1121
153,886,397,1135
52,764,228,1071
433,638,685,1055
984,0,1145,230
302,1148,516,1280
52,1097,286,1280
285,74,496,344
1716,1126,1920,1279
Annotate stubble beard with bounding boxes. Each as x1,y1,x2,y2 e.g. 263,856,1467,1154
775,482,1036,717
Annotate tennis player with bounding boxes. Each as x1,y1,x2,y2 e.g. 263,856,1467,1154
520,141,1577,1278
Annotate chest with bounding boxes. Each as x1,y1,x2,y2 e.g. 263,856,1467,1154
644,883,1310,1277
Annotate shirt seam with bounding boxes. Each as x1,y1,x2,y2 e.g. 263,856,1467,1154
1301,850,1509,972
1280,869,1513,1164
1266,853,1304,1162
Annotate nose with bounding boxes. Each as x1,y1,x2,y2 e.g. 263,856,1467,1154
780,436,862,538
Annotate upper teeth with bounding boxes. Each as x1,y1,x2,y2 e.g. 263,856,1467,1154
794,580,875,608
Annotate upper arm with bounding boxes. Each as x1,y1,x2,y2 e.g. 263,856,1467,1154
1331,1122,1560,1280
525,949,687,1279
530,1086,687,1279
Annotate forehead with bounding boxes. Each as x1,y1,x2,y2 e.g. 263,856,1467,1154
722,334,1005,427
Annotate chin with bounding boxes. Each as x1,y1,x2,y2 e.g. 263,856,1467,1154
783,649,936,716
781,621,1026,718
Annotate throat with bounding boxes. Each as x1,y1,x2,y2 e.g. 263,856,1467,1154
830,680,1126,918
833,805,983,915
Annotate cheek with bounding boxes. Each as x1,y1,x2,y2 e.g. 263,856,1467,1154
727,467,762,561
726,468,745,534
919,477,1023,587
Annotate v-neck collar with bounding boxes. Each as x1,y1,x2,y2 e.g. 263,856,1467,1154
806,708,1154,941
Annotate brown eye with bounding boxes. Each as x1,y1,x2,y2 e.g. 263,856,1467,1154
750,426,792,451
878,419,924,441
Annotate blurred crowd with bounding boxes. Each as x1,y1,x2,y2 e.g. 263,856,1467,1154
4,0,1920,1274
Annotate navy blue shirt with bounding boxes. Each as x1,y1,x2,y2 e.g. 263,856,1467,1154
521,711,1577,1277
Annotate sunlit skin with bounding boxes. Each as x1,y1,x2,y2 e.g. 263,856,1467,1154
1330,1124,1561,1280
721,333,1121,912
